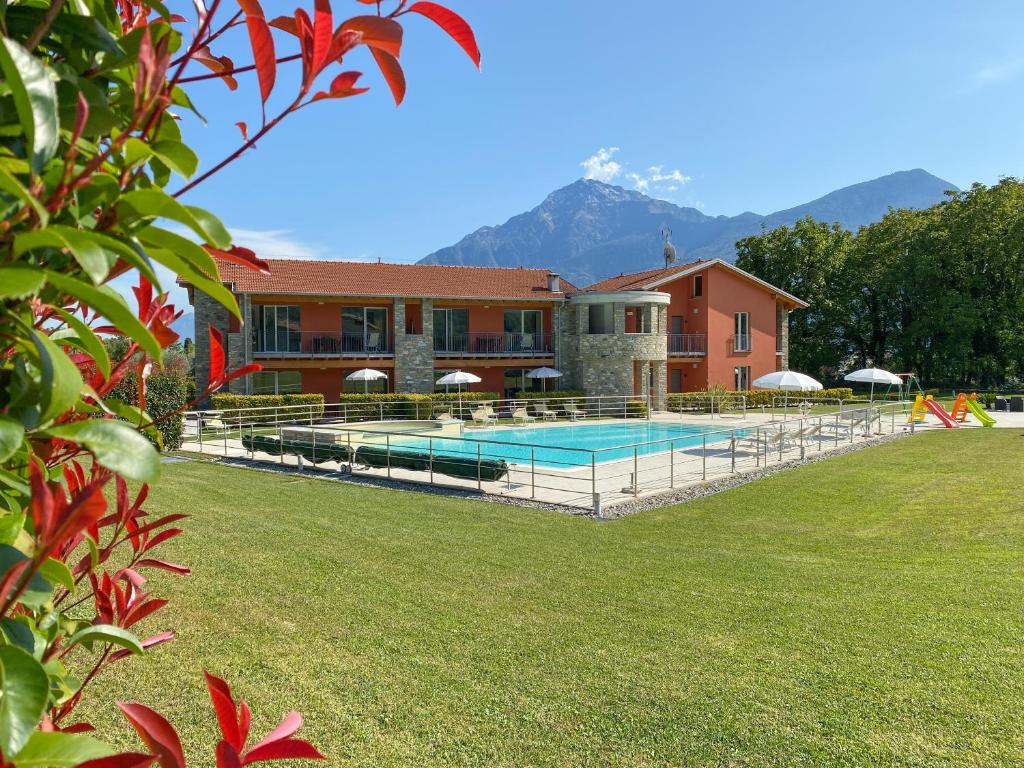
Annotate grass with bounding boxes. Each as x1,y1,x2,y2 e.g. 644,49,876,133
82,429,1024,767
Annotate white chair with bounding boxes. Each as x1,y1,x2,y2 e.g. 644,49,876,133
512,407,536,424
533,400,558,421
471,406,497,426
564,401,587,420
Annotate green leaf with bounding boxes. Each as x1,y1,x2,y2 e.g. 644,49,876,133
37,559,73,591
42,272,162,361
80,230,162,289
12,731,115,768
123,136,152,168
0,417,24,464
28,329,84,428
117,189,231,248
47,306,111,380
0,266,44,299
15,226,113,284
0,644,48,757
0,168,47,225
0,547,51,610
0,618,40,658
150,139,198,179
0,513,25,547
0,39,59,173
65,624,143,655
43,420,159,483
139,228,240,320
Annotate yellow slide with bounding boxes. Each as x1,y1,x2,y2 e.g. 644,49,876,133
965,395,996,427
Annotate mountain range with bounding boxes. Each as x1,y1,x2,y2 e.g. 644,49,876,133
418,169,958,286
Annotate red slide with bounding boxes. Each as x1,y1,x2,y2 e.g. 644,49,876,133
924,398,959,428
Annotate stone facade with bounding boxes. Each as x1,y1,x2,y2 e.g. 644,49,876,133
193,289,233,405
775,301,790,371
393,298,435,393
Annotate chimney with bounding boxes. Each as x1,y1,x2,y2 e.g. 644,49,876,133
548,272,561,292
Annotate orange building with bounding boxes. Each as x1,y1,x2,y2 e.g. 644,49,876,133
184,257,805,405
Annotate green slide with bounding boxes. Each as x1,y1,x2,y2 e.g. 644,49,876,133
966,398,996,427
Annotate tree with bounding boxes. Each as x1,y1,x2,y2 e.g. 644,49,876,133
0,1,479,766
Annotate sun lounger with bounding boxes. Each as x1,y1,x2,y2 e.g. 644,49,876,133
471,406,497,425
512,407,536,424
563,401,587,420
532,400,558,421
433,407,453,421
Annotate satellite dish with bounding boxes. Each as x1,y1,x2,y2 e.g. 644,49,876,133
662,226,677,267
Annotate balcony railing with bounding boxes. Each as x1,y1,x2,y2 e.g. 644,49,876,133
733,334,751,353
668,334,707,356
433,332,553,356
254,332,392,357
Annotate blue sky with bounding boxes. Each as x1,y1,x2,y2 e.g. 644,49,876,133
172,0,1024,268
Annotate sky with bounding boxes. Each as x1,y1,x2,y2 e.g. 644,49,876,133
164,0,1024,280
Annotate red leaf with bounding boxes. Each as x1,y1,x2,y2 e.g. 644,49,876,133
223,363,263,386
407,2,480,68
59,722,96,734
76,753,157,768
268,16,298,36
235,121,248,141
49,484,108,557
217,741,244,768
110,631,176,662
135,559,191,576
208,326,225,389
247,712,301,752
370,49,405,106
339,15,403,57
117,703,185,768
195,48,239,90
29,460,55,541
238,0,276,103
311,0,333,75
311,71,369,102
203,245,270,274
205,672,243,751
243,739,324,765
142,527,183,552
122,597,169,628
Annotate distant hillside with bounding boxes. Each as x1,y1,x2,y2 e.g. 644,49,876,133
173,310,194,342
418,169,958,285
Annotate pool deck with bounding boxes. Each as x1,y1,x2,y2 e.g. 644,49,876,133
179,406,1017,513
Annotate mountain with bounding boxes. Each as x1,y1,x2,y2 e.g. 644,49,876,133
418,169,957,286
173,310,194,342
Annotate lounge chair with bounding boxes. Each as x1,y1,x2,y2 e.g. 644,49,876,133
433,407,453,421
471,406,497,426
532,400,558,421
512,407,536,424
733,428,795,454
564,401,587,420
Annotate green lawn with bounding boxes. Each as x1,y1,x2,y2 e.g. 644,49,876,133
83,430,1024,767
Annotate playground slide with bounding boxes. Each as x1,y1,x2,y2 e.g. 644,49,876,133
965,398,997,427
923,398,959,428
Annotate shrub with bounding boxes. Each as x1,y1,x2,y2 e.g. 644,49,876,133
334,392,502,420
211,393,325,424
514,389,587,400
667,387,857,411
625,400,648,417
110,370,190,450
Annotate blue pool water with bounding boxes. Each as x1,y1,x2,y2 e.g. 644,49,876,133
392,421,745,468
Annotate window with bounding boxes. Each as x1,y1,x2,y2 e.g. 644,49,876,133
588,304,613,334
503,309,543,351
251,370,302,394
253,305,301,353
671,315,683,335
693,275,703,297
670,368,682,392
503,368,542,398
433,308,469,352
342,307,388,352
734,366,750,391
625,305,650,333
734,312,750,352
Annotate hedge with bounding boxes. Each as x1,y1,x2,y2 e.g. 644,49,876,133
109,370,189,451
667,388,856,411
512,390,586,400
334,392,502,420
210,393,325,424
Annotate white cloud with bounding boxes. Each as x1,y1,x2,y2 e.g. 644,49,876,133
229,228,326,260
968,57,1024,89
626,165,692,195
580,147,622,182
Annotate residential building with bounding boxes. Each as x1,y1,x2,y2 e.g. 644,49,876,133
182,257,806,406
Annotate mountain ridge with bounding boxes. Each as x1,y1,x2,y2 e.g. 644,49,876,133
418,169,958,286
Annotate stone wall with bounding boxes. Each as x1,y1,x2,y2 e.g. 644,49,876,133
393,298,435,393
193,289,233,405
776,301,790,370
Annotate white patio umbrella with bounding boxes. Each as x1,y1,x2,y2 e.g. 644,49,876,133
435,370,482,417
844,367,902,402
526,366,562,392
346,368,388,394
752,370,824,392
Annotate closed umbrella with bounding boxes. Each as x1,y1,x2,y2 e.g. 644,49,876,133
346,368,387,394
526,366,562,392
752,370,823,392
844,367,902,403
435,370,482,417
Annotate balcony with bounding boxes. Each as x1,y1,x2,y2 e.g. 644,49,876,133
254,332,392,357
668,334,707,356
433,332,553,357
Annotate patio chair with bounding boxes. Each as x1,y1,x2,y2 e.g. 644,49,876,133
366,332,382,353
532,400,558,421
563,401,588,420
433,406,453,421
471,406,497,426
512,407,537,424
733,428,795,454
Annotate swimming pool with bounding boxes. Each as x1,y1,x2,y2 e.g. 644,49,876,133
391,421,745,468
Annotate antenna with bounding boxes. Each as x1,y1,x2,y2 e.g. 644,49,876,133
662,226,677,268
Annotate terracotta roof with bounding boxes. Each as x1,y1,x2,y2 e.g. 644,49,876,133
582,261,703,292
190,258,577,300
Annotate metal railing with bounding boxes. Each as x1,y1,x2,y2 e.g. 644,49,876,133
181,398,916,517
433,332,552,356
668,334,707,356
666,393,747,417
254,331,391,356
765,396,876,421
